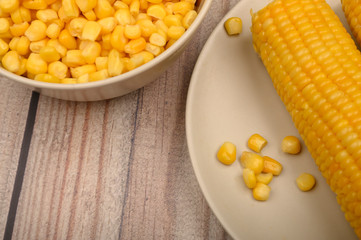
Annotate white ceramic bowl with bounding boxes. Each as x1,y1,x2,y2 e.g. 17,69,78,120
1,0,212,101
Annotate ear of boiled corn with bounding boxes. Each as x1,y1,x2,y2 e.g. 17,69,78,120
251,0,361,238
342,0,361,47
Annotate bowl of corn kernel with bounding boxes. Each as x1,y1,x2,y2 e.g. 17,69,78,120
0,0,212,101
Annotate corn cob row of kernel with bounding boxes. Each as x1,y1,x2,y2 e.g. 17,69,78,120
251,0,361,238
342,0,361,47
0,0,198,83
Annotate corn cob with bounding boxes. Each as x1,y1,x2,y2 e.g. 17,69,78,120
251,0,361,238
342,0,361,47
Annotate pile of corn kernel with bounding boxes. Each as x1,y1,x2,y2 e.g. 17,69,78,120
217,134,316,201
0,0,198,83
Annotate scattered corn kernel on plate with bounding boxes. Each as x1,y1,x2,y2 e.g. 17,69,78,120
186,0,359,239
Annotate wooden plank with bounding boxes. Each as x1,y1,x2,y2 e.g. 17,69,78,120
10,0,240,239
0,77,32,240
12,92,139,240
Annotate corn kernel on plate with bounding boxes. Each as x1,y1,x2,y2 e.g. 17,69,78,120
186,0,358,239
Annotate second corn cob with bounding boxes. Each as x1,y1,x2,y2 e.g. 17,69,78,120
251,0,361,238
342,0,361,47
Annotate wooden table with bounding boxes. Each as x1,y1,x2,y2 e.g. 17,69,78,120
0,1,239,239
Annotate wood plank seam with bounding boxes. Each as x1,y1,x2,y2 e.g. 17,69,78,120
3,92,39,240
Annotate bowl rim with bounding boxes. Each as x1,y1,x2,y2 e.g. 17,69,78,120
1,0,213,91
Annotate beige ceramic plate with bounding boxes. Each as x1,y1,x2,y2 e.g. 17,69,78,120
186,0,358,239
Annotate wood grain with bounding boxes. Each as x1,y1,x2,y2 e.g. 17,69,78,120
1,0,240,239
0,78,32,240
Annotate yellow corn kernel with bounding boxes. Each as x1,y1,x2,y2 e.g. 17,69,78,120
0,38,9,55
252,182,271,201
136,13,150,21
114,8,132,25
0,18,9,33
172,1,194,16
16,36,30,55
88,69,109,81
15,58,27,75
113,1,128,9
182,9,197,29
110,25,128,52
97,17,117,35
149,32,166,47
8,37,19,51
24,20,47,41
247,133,268,153
10,22,29,37
22,0,47,10
68,17,87,38
82,21,101,41
243,168,257,189
36,9,58,22
39,46,61,62
240,151,264,174
216,142,236,165
124,24,141,39
83,10,97,21
48,60,68,79
77,73,89,83
263,156,283,176
46,23,61,39
50,0,62,11
62,49,86,67
26,53,47,74
256,172,273,185
132,51,154,63
129,1,138,15
0,0,19,13
94,0,115,19
281,136,301,154
80,40,101,64
70,64,96,78
126,53,144,71
124,37,146,54
34,73,60,83
144,43,161,56
75,0,96,12
2,51,20,72
154,19,168,33
57,7,68,22
101,33,112,50
29,38,48,53
296,173,316,192
147,4,166,19
61,77,77,84
62,0,80,18
224,17,242,36
10,9,22,24
164,2,173,15
167,25,185,40
95,56,108,71
107,49,124,77
137,19,156,38
47,39,67,57
164,14,182,27
58,29,77,50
